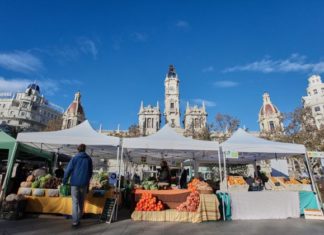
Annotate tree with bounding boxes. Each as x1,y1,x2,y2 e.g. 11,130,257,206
128,124,141,137
43,117,63,131
213,113,240,142
194,125,212,141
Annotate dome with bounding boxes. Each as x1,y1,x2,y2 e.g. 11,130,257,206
67,102,84,115
260,104,279,116
27,83,40,93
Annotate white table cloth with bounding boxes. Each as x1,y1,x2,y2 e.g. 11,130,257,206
230,191,300,220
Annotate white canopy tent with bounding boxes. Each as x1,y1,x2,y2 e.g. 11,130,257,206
122,125,220,166
221,128,306,164
16,120,120,158
219,129,321,220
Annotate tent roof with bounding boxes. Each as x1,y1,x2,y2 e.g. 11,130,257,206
0,131,53,161
123,125,219,165
17,120,120,158
221,128,306,163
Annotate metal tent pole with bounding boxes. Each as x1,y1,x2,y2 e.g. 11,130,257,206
115,139,124,221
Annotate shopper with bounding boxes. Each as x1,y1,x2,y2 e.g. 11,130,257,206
63,144,93,227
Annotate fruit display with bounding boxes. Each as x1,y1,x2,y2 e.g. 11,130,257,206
176,191,200,212
135,192,164,211
228,176,247,186
141,180,158,190
89,171,109,190
188,178,212,192
284,178,301,185
300,178,311,184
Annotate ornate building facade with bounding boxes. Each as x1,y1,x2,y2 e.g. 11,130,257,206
0,83,63,131
302,75,324,129
138,101,161,136
62,91,86,129
138,65,208,136
258,92,283,133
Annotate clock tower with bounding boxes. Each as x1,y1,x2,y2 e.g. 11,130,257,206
164,65,180,128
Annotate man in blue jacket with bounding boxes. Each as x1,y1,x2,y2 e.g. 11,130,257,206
63,144,93,227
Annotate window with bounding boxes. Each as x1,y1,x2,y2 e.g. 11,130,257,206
313,89,318,95
269,121,275,131
147,118,152,128
194,118,200,128
20,112,25,116
2,104,5,108
22,102,28,108
315,106,321,112
170,103,174,109
67,119,72,128
322,88,324,94
19,121,22,125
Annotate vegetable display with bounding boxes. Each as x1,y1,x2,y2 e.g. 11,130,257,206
176,191,200,212
141,180,158,190
89,171,109,190
135,192,164,211
22,174,61,189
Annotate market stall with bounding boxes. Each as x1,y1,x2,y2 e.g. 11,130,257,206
131,179,220,223
0,131,54,199
123,125,221,223
219,128,320,220
13,121,121,217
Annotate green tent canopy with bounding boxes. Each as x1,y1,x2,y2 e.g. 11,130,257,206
0,131,54,198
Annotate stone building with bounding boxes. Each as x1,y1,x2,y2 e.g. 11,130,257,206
302,75,324,129
138,65,208,135
138,101,161,136
258,92,283,133
62,91,86,129
184,102,207,133
0,83,63,131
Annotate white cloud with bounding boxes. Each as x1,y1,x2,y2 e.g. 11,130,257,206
176,20,190,29
191,98,216,107
0,77,31,92
131,32,148,42
214,80,239,88
77,37,98,59
202,66,214,73
0,51,43,73
224,54,324,74
0,77,82,96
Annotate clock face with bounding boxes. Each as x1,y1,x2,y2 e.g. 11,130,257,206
169,86,175,92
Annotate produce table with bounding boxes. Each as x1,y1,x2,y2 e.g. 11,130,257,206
134,189,191,209
24,189,115,215
131,193,220,223
230,191,300,220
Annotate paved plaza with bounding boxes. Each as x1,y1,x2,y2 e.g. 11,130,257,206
1,213,324,235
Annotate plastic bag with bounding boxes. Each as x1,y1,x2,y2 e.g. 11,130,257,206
59,184,71,197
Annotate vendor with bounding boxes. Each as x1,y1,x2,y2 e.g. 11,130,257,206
158,160,171,189
254,165,268,187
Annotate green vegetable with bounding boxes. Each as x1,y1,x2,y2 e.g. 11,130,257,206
31,181,40,188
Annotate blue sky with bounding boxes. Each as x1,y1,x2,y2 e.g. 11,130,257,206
0,0,324,131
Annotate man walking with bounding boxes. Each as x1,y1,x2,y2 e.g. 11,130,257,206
63,144,93,227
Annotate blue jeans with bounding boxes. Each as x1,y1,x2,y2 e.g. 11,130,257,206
71,186,87,224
